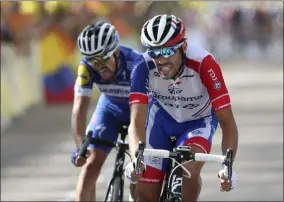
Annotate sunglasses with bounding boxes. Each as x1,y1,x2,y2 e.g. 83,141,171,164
147,43,183,59
85,48,116,64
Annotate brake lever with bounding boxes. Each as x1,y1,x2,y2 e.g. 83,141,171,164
224,148,233,182
135,141,145,174
77,131,92,159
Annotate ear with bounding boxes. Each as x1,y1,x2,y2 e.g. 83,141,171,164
182,40,187,52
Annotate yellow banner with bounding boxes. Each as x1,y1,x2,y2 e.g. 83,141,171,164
39,26,78,75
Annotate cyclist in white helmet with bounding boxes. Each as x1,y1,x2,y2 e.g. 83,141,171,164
71,21,140,201
125,14,239,201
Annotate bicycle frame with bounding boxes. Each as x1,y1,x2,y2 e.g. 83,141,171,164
104,125,128,202
160,136,183,202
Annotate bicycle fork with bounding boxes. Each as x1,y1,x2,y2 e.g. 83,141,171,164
104,146,126,202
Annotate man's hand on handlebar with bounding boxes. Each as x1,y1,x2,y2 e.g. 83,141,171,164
71,132,93,167
125,160,146,184
218,164,237,192
71,148,90,167
125,141,146,184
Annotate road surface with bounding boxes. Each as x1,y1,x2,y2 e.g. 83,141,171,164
1,61,283,201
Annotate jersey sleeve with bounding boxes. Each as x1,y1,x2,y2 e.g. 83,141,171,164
74,63,93,97
199,55,231,111
129,55,149,105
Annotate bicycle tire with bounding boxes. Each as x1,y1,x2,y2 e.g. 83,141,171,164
110,176,122,201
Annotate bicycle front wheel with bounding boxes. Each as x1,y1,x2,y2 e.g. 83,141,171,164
110,176,123,201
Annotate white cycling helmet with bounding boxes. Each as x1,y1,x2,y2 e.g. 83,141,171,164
77,21,119,59
141,14,186,48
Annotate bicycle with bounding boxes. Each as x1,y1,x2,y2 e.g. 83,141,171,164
135,137,233,202
77,123,131,202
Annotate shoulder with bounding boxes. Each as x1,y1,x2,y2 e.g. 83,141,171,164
76,59,99,85
132,52,156,72
185,45,219,73
186,45,212,63
76,62,92,86
79,58,93,71
119,46,141,61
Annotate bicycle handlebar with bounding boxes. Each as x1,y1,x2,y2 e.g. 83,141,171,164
77,131,93,158
77,131,129,160
142,149,170,158
142,148,227,162
135,141,233,181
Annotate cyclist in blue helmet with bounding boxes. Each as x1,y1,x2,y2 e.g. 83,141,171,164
71,21,140,201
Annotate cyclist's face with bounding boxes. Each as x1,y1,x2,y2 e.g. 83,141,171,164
89,55,117,80
150,42,187,80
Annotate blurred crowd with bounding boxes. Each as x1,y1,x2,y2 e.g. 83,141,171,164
1,1,283,60
212,3,283,55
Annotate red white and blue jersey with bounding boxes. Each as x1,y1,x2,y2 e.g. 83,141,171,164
129,45,231,123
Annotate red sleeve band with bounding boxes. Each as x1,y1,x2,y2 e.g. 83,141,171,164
211,94,231,111
129,93,148,105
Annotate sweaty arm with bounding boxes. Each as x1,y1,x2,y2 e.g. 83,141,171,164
128,103,148,160
200,55,239,161
128,56,150,160
71,64,93,148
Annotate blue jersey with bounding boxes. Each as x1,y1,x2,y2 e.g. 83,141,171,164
74,46,140,106
75,46,140,153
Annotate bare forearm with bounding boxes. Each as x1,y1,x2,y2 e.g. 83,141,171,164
128,123,146,160
71,112,87,149
215,107,239,163
220,122,239,162
71,96,90,149
128,103,148,161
